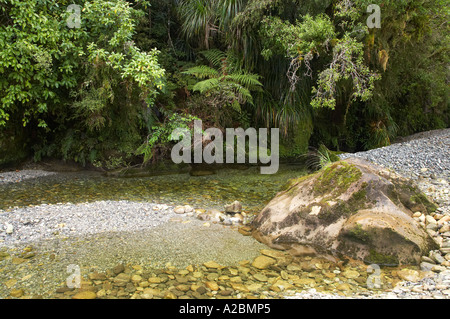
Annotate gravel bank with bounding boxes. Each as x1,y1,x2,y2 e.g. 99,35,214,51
339,128,449,180
0,201,181,246
0,170,57,184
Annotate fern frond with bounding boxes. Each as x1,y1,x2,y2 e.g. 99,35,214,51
200,49,227,68
225,73,263,90
192,78,220,93
227,82,254,105
183,65,219,79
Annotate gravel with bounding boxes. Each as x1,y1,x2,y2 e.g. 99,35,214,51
0,201,178,246
339,128,450,180
0,170,56,184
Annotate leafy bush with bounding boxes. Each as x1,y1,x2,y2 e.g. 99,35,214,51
0,0,165,166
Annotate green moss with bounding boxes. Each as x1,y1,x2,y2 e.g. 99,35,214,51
387,180,437,214
386,184,401,206
318,144,341,163
281,174,311,193
365,250,399,266
317,181,370,224
410,193,438,213
314,161,362,197
347,223,370,243
351,182,368,201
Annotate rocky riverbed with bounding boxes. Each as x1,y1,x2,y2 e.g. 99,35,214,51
0,129,449,299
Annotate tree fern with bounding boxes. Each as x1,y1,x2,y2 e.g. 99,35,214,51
183,49,263,126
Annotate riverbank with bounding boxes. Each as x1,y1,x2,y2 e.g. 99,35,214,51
0,129,449,299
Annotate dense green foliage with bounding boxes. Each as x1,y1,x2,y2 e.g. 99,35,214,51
0,0,448,167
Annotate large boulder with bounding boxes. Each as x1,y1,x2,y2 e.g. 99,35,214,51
251,158,438,265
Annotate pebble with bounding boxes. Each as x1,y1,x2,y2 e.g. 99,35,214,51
339,129,450,181
203,261,222,269
10,289,24,298
205,281,219,291
5,223,13,235
252,255,276,270
72,291,97,299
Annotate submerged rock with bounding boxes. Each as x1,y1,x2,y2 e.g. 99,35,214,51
225,200,242,214
251,158,438,265
189,170,216,176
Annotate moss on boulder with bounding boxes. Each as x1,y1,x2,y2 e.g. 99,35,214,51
251,157,438,265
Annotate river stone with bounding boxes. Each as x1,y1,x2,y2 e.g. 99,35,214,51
420,262,435,271
294,278,316,286
203,261,222,269
143,287,162,297
343,269,360,279
397,269,421,282
219,289,233,296
89,272,107,281
430,251,446,264
251,255,276,270
251,158,438,265
164,291,178,299
253,273,268,282
205,281,219,291
148,277,162,284
176,284,191,292
131,275,142,283
206,273,219,281
246,283,263,292
183,205,194,213
196,286,207,294
72,291,97,299
230,283,249,292
260,249,288,259
10,289,24,298
286,263,302,271
225,201,242,214
113,264,125,275
174,206,185,214
336,283,351,291
238,226,253,236
113,273,131,287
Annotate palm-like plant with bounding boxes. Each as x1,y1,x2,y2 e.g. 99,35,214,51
177,0,246,49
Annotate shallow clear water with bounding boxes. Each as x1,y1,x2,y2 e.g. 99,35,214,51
0,164,429,299
0,164,312,298
0,164,308,213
